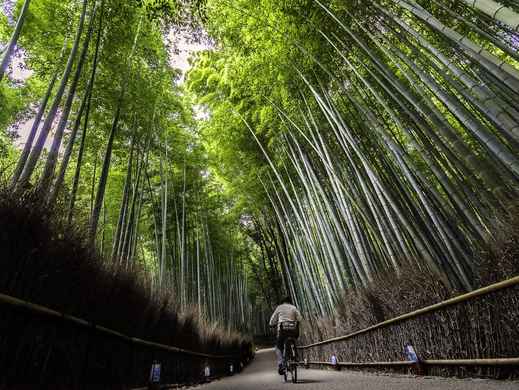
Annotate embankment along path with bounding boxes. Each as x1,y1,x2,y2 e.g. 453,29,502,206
199,349,518,390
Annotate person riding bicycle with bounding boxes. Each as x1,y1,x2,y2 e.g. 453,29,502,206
269,296,302,375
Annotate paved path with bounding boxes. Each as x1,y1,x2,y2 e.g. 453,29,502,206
197,348,518,390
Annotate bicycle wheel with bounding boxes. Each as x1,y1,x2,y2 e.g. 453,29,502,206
283,343,289,383
290,341,298,383
291,363,297,383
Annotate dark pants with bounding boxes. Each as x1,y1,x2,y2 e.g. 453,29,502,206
276,332,288,351
275,326,299,365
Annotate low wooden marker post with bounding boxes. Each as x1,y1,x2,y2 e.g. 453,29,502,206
148,360,161,390
204,361,211,382
330,354,340,371
404,342,424,375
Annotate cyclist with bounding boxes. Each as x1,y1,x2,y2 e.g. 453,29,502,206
269,296,302,375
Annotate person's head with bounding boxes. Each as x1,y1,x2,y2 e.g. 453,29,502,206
281,296,293,305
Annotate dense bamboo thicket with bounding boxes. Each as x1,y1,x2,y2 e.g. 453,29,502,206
1,1,258,386
188,0,519,316
1,0,257,334
2,0,519,381
257,0,519,316
185,0,519,371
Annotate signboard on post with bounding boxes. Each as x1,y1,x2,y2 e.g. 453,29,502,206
148,361,161,390
204,362,211,381
404,342,425,375
404,343,419,363
330,354,339,370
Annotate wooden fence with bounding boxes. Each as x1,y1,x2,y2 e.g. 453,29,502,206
297,276,519,379
0,292,253,388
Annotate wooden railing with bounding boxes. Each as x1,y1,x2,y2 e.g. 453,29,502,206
0,291,252,386
297,276,519,375
0,292,236,359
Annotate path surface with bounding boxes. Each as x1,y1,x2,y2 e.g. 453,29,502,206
198,349,517,390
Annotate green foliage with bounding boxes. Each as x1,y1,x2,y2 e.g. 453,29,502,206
3,0,518,333
1,0,256,331
0,11,9,40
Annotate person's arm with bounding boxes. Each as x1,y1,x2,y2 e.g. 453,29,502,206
269,307,280,326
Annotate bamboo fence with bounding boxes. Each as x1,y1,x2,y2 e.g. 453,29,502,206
0,292,252,387
298,276,519,378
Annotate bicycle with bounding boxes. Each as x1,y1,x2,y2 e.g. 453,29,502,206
279,321,298,383
282,335,298,383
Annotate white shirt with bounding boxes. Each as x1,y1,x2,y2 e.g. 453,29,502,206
269,303,302,327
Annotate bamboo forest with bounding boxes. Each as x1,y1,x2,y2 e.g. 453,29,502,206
0,0,518,387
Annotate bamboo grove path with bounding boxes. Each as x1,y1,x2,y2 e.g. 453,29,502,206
198,349,518,390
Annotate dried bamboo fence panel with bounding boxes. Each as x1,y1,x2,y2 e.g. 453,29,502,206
0,292,253,387
298,277,519,379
